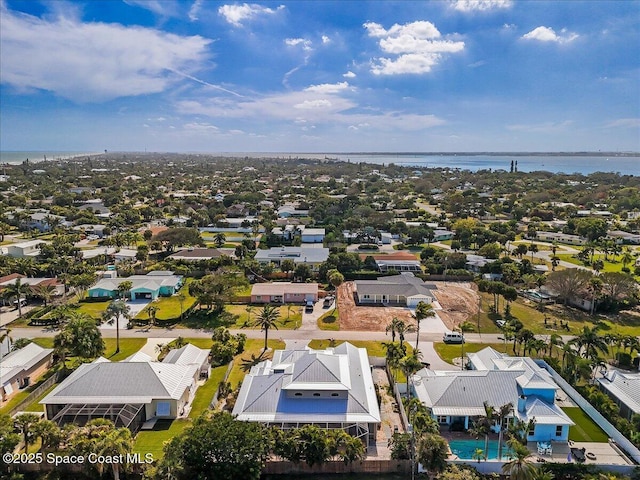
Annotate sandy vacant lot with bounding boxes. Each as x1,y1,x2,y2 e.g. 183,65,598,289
337,281,479,332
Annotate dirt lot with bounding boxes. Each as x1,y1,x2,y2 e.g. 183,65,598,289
431,282,479,331
337,281,479,332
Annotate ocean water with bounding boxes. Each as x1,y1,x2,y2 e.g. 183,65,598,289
0,151,100,164
2,151,638,176
340,153,640,176
214,152,640,176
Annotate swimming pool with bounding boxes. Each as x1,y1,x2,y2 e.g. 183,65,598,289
448,439,513,460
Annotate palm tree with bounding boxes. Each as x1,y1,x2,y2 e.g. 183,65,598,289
470,401,496,461
31,283,56,306
549,333,564,359
102,300,131,354
14,413,41,453
621,248,634,271
253,304,280,352
95,427,134,480
116,280,133,300
400,349,423,399
501,439,536,480
4,278,30,317
528,243,538,264
457,321,475,370
145,304,159,326
213,232,226,247
413,301,435,350
569,325,609,360
383,341,406,381
386,316,404,343
496,402,514,460
394,318,415,351
240,352,266,372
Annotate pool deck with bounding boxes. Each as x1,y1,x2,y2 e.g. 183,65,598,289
446,438,633,466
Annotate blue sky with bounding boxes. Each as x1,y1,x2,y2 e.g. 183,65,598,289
1,0,638,152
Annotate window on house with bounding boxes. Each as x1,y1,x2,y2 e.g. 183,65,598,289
528,424,536,436
437,416,447,424
313,393,321,397
331,393,339,397
294,393,302,397
555,425,562,436
363,294,370,299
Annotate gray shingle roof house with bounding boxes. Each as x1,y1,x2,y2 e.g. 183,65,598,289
233,342,380,446
40,344,209,431
597,370,640,420
251,282,319,304
412,347,573,443
254,247,329,269
354,273,433,307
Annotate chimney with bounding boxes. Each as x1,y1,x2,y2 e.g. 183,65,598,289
518,395,527,413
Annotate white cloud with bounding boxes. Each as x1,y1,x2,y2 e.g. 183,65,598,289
183,122,220,133
604,118,640,128
294,99,332,109
218,3,284,27
176,90,446,132
189,0,204,21
285,38,313,51
343,71,356,78
321,35,331,44
522,26,579,44
124,0,179,17
507,120,573,132
364,21,464,75
0,7,211,102
305,82,350,94
451,0,512,12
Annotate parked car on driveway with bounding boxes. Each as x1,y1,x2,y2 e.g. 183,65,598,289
305,300,315,313
323,296,335,308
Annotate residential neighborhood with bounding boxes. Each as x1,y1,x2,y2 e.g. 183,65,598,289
0,153,638,480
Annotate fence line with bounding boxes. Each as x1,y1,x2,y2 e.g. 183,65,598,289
536,359,640,464
9,372,60,416
209,360,234,410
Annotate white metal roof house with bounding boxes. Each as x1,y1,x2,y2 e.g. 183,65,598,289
6,240,47,258
1,343,53,404
412,347,573,443
597,370,640,421
354,273,433,307
254,247,329,269
40,345,208,431
233,342,381,446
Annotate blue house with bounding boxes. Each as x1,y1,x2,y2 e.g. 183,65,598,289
88,271,183,301
412,347,573,443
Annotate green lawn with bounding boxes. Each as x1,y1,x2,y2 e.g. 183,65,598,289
227,304,302,330
75,300,112,319
562,407,609,442
317,307,339,331
0,369,58,415
133,279,198,322
227,339,286,388
133,419,190,459
556,253,639,276
433,342,507,364
103,338,147,361
24,384,59,412
133,364,227,459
